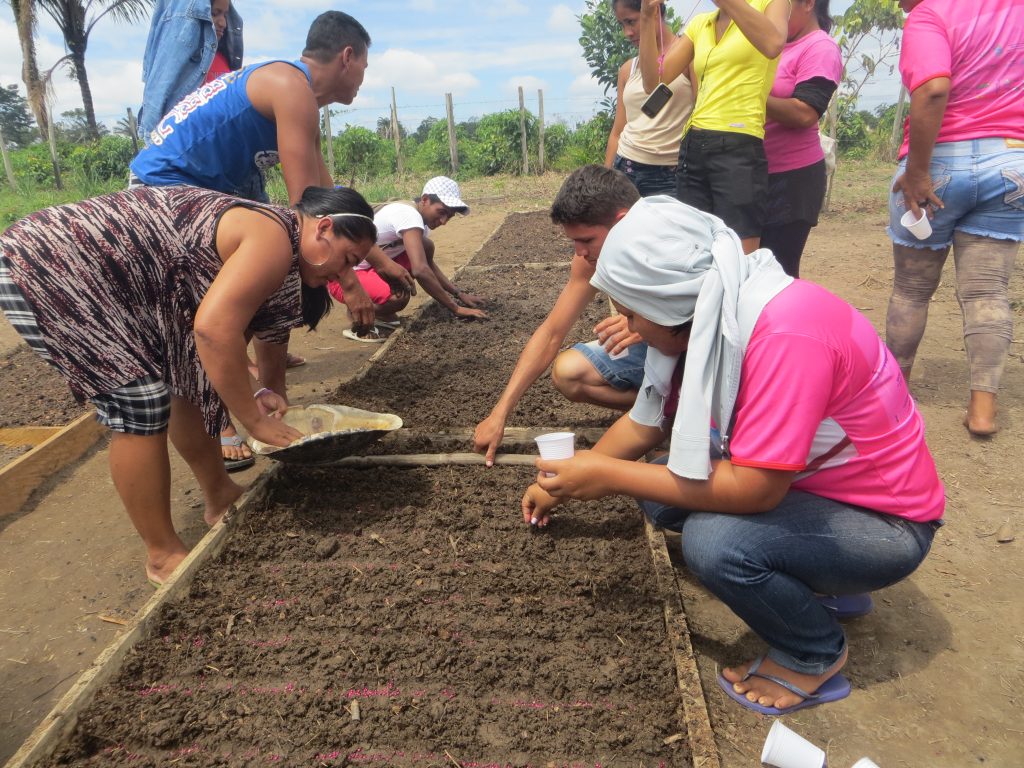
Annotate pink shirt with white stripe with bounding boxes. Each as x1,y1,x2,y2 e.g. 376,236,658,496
728,280,945,523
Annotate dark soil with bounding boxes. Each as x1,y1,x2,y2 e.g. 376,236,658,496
331,222,618,435
0,347,86,428
48,467,691,767
467,212,573,266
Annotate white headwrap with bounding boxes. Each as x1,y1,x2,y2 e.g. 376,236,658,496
590,196,793,479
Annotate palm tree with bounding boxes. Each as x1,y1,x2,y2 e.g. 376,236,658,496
36,0,152,139
7,0,49,140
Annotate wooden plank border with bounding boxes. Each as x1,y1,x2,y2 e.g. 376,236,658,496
644,518,722,768
0,412,104,519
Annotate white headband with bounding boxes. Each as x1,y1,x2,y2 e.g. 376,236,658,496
322,213,375,223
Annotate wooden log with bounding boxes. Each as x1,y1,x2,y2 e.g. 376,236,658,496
3,468,280,768
330,452,537,468
0,413,104,519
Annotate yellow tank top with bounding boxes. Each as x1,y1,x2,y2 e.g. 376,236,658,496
684,0,780,139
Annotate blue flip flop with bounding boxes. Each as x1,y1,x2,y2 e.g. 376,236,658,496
717,654,851,716
817,593,874,619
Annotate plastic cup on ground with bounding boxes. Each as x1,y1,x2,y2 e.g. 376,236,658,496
851,760,881,768
761,720,826,768
900,208,932,240
534,432,575,478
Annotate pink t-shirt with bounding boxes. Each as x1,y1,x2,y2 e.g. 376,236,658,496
898,0,1024,157
728,280,945,523
764,30,842,174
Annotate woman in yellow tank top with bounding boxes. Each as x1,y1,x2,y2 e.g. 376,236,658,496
639,0,789,253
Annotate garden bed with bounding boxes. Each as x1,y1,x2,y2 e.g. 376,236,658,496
44,466,693,767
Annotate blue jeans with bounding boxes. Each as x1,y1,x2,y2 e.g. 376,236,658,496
641,462,938,674
888,138,1024,249
571,339,647,391
612,155,678,198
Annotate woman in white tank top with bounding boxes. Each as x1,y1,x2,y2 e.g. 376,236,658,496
604,0,694,197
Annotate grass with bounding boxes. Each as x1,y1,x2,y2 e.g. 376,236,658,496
2,157,894,230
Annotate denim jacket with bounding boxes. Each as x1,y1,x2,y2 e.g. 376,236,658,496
138,0,243,140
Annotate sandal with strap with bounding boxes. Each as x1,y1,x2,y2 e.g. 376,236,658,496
716,653,851,715
221,433,255,472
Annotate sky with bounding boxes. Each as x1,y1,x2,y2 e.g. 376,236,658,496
0,0,902,135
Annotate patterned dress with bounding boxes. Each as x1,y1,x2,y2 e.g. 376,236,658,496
0,186,303,434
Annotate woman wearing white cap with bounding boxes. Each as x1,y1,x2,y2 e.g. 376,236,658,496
328,176,488,340
521,195,944,716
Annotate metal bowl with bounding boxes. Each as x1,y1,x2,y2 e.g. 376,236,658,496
247,404,403,466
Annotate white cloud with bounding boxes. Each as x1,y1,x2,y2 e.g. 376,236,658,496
502,75,547,98
548,5,578,34
363,48,479,97
484,2,529,18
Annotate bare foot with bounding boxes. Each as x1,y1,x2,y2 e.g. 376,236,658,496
146,548,189,587
721,647,848,711
964,391,997,436
204,480,245,526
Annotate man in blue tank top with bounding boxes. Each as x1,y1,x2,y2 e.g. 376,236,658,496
132,10,408,470
131,10,405,331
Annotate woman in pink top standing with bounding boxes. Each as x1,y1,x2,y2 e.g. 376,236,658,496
885,0,1024,436
761,0,842,277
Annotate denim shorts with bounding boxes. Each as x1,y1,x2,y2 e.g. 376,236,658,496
888,138,1024,249
612,155,678,198
571,339,647,391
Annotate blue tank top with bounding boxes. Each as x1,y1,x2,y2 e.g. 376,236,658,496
130,60,311,200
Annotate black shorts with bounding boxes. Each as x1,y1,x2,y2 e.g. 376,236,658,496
764,159,828,227
676,128,769,239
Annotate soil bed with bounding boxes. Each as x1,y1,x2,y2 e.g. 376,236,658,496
0,442,32,466
467,212,572,266
0,347,86,428
331,227,618,435
48,467,691,767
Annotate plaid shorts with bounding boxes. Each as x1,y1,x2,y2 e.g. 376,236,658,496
0,255,52,361
90,375,171,435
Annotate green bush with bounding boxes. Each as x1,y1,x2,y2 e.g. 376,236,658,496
66,136,135,183
331,126,396,183
8,142,71,185
551,113,612,170
467,109,538,176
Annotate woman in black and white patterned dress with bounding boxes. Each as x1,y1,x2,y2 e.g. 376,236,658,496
0,185,376,586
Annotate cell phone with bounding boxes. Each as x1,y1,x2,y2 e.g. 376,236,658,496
640,83,674,119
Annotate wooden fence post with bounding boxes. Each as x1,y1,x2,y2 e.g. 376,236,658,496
888,85,908,163
322,106,335,181
0,126,18,192
391,87,403,175
537,89,545,174
46,107,62,191
445,92,459,174
125,107,139,155
518,86,529,175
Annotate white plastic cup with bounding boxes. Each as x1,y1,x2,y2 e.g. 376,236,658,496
761,720,826,768
608,346,629,360
534,432,575,477
851,760,881,768
900,208,932,240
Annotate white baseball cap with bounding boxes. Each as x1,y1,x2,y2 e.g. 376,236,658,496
422,176,469,214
